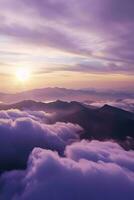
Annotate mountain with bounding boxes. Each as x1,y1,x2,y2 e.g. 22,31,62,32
0,100,134,149
0,100,85,113
0,88,95,103
98,104,134,119
0,87,134,104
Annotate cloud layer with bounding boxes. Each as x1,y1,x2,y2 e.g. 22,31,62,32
0,109,82,170
0,109,133,200
0,140,134,200
89,98,134,112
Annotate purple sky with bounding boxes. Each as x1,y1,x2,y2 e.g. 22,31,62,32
0,0,134,91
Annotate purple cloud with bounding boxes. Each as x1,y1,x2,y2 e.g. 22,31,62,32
0,0,134,75
0,140,134,200
65,140,134,171
0,109,82,170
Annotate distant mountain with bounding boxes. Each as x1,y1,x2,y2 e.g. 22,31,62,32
0,100,134,149
0,87,133,103
0,100,85,113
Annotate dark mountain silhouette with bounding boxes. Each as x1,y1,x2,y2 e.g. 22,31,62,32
99,104,134,120
0,100,85,113
0,100,134,149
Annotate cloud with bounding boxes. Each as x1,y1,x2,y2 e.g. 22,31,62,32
0,109,52,123
0,140,134,200
58,61,134,75
0,109,82,171
0,0,134,76
65,140,134,171
89,98,134,112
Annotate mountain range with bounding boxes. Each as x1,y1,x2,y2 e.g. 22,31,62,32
0,87,133,103
0,99,134,149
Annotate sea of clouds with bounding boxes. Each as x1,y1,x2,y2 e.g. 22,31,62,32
0,109,134,200
0,109,82,170
89,98,134,112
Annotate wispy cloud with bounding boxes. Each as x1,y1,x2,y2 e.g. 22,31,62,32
0,0,134,90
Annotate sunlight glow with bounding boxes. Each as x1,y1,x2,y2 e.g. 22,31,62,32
16,68,30,82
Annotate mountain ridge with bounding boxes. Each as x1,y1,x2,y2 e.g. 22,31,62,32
0,99,133,149
0,87,133,104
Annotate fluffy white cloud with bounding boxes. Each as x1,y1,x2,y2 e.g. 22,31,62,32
0,109,82,170
65,140,134,171
0,109,52,123
0,109,134,200
0,141,134,200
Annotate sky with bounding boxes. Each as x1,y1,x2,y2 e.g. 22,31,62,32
0,0,134,92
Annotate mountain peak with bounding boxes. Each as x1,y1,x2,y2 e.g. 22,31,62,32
99,104,133,120
100,104,128,112
100,104,114,110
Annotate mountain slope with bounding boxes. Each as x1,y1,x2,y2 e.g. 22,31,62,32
0,100,134,147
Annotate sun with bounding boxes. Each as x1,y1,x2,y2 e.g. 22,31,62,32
16,68,30,82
